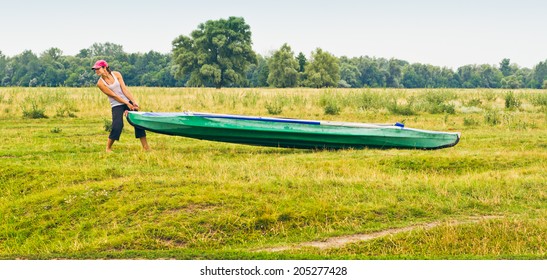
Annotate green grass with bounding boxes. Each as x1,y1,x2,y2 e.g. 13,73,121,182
0,87,545,259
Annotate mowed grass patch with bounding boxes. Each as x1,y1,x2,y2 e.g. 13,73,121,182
0,87,545,259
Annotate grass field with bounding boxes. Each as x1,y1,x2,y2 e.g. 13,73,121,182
0,87,545,259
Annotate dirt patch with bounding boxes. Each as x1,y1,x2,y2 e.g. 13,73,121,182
256,215,503,252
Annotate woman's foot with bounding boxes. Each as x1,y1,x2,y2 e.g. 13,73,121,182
140,137,150,151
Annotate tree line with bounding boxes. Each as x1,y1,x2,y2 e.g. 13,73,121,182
1,17,546,89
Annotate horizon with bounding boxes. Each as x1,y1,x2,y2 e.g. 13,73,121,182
1,42,542,71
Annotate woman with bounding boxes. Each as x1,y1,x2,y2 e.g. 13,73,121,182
92,59,150,152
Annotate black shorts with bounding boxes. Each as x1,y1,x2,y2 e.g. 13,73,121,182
109,105,146,140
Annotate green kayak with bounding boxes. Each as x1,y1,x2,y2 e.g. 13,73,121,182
127,111,460,149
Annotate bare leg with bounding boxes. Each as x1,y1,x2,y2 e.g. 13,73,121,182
140,137,150,151
106,138,115,152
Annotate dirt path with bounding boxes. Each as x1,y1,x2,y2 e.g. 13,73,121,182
255,215,503,252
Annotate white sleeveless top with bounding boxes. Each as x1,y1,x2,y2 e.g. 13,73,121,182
100,72,130,107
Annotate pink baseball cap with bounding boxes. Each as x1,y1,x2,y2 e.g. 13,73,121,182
92,60,108,70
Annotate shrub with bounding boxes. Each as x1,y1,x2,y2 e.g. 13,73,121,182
242,91,259,107
324,101,341,115
429,103,455,114
423,91,456,114
55,104,79,118
387,97,417,116
22,102,48,119
103,119,113,132
505,91,521,110
484,110,501,125
463,117,479,126
265,100,283,115
320,93,342,115
465,98,482,107
529,93,547,107
483,91,497,101
357,91,383,111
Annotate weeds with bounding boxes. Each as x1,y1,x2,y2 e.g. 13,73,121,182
483,91,497,102
22,102,48,119
264,94,289,115
50,127,62,133
505,91,521,110
103,119,112,132
464,97,483,107
463,117,480,127
242,91,259,107
265,100,284,115
356,90,383,111
421,91,456,114
55,103,79,118
387,96,416,116
484,109,501,125
320,94,342,115
529,93,547,108
323,101,341,115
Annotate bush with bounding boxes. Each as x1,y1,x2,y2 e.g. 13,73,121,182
55,104,79,118
103,119,113,132
22,102,48,119
463,117,479,126
529,93,547,107
428,103,455,114
320,93,342,115
464,97,482,107
242,91,259,107
387,97,417,116
357,91,383,111
505,91,521,110
265,100,283,115
484,110,501,125
423,91,456,114
483,91,497,101
324,101,341,115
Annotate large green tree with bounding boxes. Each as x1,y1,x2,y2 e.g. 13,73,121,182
267,43,299,88
172,17,257,88
303,48,340,88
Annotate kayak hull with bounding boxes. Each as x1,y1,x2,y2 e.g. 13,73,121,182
127,112,460,150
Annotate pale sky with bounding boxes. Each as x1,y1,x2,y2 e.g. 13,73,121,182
1,0,545,69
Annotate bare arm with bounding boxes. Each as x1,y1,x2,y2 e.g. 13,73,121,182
97,79,135,110
114,72,140,109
